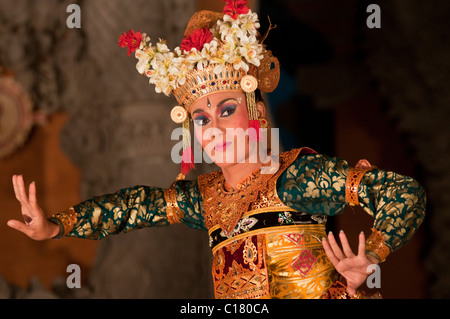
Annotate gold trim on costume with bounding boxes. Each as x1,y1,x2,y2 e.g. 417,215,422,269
345,159,374,206
212,234,270,299
201,148,340,299
163,185,184,224
207,206,299,236
198,148,302,234
50,207,77,237
365,228,391,262
265,224,337,299
173,64,244,112
212,224,305,254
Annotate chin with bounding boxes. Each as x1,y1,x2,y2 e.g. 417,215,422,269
212,151,254,168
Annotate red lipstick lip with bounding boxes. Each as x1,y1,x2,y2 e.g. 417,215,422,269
214,141,231,152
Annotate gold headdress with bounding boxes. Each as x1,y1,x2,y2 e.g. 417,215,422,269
119,0,280,177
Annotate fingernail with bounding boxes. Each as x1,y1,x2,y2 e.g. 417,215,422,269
328,231,333,235
340,229,344,233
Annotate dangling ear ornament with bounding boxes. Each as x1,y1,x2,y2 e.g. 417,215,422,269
240,75,261,141
240,75,258,93
171,106,188,124
170,105,195,176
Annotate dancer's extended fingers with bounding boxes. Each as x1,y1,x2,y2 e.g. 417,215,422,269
7,219,30,236
339,230,355,258
357,231,366,257
28,181,38,208
12,175,22,202
322,237,340,266
16,174,29,204
327,231,345,260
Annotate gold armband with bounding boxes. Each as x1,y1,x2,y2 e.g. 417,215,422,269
345,159,375,206
321,280,382,299
48,207,78,239
163,184,184,224
320,281,365,299
365,228,391,262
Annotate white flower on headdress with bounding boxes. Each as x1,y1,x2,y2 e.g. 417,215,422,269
239,10,260,33
135,51,150,74
238,35,263,66
124,5,266,94
231,55,249,72
186,48,209,70
135,35,156,74
156,40,170,54
202,39,219,56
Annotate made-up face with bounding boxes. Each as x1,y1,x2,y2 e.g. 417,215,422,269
189,91,265,168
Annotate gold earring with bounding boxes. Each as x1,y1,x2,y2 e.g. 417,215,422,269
259,118,269,128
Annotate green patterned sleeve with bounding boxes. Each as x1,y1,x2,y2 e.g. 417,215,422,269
277,153,426,255
64,186,170,239
50,181,206,240
358,169,426,253
277,153,348,216
170,179,206,231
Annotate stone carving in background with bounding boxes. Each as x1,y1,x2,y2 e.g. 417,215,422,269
0,75,34,159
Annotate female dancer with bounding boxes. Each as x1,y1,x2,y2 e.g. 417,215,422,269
8,0,425,299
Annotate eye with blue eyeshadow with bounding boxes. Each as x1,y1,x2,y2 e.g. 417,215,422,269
193,115,210,126
220,103,237,117
192,98,238,126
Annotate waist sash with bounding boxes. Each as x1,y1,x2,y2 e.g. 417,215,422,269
209,211,326,251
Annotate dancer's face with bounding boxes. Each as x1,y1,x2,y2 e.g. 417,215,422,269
189,91,264,167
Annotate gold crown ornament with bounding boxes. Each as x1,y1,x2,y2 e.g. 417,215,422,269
119,0,280,177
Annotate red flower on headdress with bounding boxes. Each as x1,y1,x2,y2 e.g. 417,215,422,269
118,29,142,56
181,28,214,52
223,0,249,19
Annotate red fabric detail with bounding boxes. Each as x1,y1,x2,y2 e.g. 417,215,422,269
181,146,195,174
298,147,317,155
248,119,261,141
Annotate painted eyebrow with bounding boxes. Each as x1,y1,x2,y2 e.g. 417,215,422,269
192,98,238,115
217,98,238,108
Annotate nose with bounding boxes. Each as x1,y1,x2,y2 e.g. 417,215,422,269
204,126,223,141
202,114,224,139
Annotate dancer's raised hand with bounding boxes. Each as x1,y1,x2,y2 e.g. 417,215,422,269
322,230,379,296
8,175,60,240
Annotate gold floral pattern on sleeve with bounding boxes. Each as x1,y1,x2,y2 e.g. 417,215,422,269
278,153,348,216
48,176,205,239
276,152,426,258
172,179,206,230
358,169,426,253
64,186,170,239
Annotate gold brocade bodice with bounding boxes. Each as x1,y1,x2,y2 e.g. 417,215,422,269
197,148,337,299
198,149,301,234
